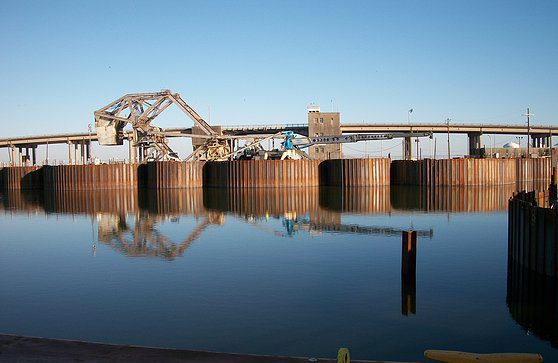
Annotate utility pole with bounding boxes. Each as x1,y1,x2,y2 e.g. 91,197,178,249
446,118,451,159
523,107,533,158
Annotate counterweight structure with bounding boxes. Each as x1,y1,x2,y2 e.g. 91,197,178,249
94,90,230,161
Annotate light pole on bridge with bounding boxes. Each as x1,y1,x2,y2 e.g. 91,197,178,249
446,118,451,159
523,108,533,158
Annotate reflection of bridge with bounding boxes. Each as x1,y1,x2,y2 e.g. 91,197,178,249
293,219,433,238
97,211,224,260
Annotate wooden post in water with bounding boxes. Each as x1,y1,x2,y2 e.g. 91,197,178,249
402,230,417,316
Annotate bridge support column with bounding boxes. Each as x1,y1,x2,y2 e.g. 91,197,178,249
74,143,79,165
532,135,539,148
128,138,133,163
86,141,91,163
32,145,37,166
403,137,412,160
10,145,15,166
80,140,85,165
68,141,72,165
468,132,482,157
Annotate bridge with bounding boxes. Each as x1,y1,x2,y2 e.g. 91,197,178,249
1,122,557,166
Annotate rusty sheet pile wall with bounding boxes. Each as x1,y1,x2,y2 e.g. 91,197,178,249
392,158,551,186
0,166,42,190
146,161,204,189
44,164,137,190
204,160,320,188
508,191,558,278
319,158,390,186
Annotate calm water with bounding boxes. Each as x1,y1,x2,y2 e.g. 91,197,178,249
0,186,556,362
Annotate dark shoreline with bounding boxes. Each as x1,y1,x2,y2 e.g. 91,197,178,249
0,334,411,363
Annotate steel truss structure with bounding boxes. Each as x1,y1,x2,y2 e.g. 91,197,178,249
94,89,231,161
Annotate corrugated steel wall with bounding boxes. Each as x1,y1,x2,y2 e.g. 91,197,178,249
203,160,320,188
0,158,551,190
43,164,138,190
319,158,390,186
508,193,557,278
146,161,205,189
392,158,552,186
0,166,42,190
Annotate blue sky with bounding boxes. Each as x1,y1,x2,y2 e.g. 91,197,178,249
0,0,557,160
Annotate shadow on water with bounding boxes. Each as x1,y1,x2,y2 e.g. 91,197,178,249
507,260,558,348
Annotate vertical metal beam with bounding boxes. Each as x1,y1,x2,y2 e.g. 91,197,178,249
10,145,15,166
128,137,133,164
404,137,412,160
81,140,85,164
74,143,78,165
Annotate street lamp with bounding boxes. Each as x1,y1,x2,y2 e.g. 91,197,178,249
446,118,451,159
408,109,413,159
485,134,494,157
523,108,533,158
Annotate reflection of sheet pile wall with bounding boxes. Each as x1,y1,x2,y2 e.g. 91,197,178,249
319,187,391,213
204,187,320,216
139,189,205,216
43,190,139,215
391,186,516,212
507,263,558,347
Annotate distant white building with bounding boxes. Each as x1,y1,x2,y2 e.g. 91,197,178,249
503,142,520,148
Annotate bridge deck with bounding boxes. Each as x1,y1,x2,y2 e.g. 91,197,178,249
0,123,556,147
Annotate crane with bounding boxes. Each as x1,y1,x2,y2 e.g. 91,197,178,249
236,131,433,160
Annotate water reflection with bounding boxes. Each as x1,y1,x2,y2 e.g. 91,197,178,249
0,185,520,260
507,260,558,347
96,211,225,260
391,185,517,212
